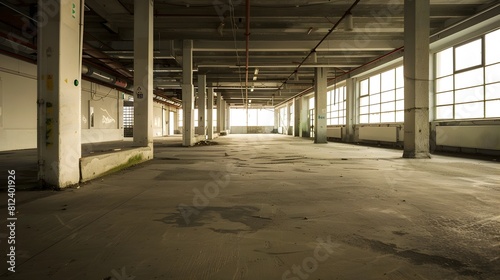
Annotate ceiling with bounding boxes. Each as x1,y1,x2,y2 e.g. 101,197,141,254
0,0,497,106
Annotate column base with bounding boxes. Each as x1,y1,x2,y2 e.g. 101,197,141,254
402,151,431,159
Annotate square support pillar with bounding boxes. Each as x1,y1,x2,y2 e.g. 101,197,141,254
287,102,293,135
133,0,154,148
344,78,356,142
314,67,328,144
207,87,214,139
225,101,230,131
221,100,226,131
37,0,84,188
182,40,195,146
294,98,300,137
300,96,309,138
217,94,222,133
403,0,431,158
197,74,207,138
274,109,279,132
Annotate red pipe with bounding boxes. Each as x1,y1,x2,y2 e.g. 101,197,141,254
277,0,361,92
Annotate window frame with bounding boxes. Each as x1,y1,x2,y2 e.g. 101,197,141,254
357,64,404,124
434,28,500,121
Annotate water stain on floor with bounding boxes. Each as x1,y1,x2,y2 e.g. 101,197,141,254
157,205,274,234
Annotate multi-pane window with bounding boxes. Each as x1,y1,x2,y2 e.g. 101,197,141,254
229,108,274,126
435,28,500,120
327,85,346,125
359,66,404,124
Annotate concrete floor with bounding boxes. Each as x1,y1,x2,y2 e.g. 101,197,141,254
0,134,499,280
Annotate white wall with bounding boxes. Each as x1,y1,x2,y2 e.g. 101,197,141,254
81,80,123,144
0,54,126,151
0,54,37,151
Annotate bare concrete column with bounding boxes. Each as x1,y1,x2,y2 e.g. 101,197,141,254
274,109,279,132
403,0,431,158
287,102,293,135
37,0,84,188
182,40,195,146
344,78,355,142
225,102,230,132
314,67,328,143
217,93,222,133
133,0,154,148
198,74,206,137
294,98,300,137
300,96,309,137
221,100,226,131
207,87,214,140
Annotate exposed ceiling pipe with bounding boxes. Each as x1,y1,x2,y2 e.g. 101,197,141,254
275,46,404,107
277,0,361,92
82,42,133,79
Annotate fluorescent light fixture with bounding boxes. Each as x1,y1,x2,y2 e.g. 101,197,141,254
254,68,259,75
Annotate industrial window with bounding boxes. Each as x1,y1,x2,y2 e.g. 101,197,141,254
435,28,500,120
327,85,346,125
359,66,404,124
123,102,134,137
230,108,274,126
178,109,200,127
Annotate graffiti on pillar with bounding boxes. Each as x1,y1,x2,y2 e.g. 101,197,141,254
46,102,53,146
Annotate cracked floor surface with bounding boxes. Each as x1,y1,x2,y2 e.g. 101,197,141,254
0,134,499,279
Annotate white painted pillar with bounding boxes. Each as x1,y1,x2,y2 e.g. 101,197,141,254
403,0,431,158
207,87,214,139
198,74,207,137
314,67,328,143
37,0,83,188
133,0,154,148
344,78,355,142
182,40,195,146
